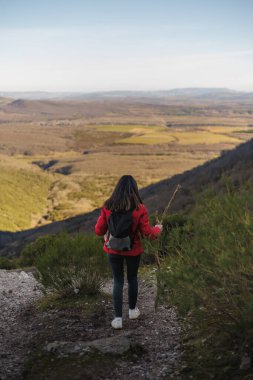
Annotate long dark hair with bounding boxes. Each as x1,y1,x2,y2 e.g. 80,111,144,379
104,175,143,212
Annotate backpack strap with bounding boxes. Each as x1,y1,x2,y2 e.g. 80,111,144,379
130,209,140,248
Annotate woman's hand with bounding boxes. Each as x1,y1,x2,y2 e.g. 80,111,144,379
104,231,109,241
155,224,163,232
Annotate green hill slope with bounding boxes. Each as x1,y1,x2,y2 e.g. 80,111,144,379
154,183,253,379
0,156,52,231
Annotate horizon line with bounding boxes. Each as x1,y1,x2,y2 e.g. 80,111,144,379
1,87,253,94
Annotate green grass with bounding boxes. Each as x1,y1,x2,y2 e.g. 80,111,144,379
0,164,52,231
36,291,110,312
34,233,109,297
0,256,18,269
235,129,253,133
153,182,253,379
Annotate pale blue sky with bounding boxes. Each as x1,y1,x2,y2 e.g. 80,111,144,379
1,0,253,91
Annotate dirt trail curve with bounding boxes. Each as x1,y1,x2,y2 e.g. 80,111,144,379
0,269,182,380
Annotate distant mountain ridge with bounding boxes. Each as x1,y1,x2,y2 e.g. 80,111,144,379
1,88,253,101
1,138,253,258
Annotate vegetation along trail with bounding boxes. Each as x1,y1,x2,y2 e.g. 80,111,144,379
0,268,182,380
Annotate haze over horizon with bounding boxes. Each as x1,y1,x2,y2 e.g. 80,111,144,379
1,0,253,92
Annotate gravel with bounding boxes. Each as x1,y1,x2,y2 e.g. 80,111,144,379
0,270,42,380
105,274,182,379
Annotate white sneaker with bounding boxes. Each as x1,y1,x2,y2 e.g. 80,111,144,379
111,317,122,329
129,307,140,319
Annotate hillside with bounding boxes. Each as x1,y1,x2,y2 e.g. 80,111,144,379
0,155,52,231
1,92,253,123
1,138,252,258
141,136,253,212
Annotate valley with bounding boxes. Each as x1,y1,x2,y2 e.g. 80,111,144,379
0,94,253,231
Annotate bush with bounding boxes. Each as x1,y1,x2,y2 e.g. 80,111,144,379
152,184,253,378
141,213,189,265
18,235,57,267
34,233,109,297
0,256,17,270
158,186,253,328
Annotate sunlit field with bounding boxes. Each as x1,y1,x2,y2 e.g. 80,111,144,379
93,123,250,145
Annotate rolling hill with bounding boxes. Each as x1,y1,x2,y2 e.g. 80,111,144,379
1,88,253,101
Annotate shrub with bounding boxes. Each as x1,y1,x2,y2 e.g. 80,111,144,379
152,184,253,378
34,233,109,297
0,256,17,270
158,186,253,328
18,235,57,266
141,213,189,265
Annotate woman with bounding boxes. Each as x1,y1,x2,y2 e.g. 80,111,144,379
94,175,162,329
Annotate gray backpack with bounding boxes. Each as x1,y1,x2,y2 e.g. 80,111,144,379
106,210,134,251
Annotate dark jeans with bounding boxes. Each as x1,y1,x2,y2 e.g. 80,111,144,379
108,254,141,318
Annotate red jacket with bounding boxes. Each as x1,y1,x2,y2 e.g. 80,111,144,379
94,204,161,256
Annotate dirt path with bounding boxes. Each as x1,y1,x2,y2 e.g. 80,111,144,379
0,270,42,380
102,274,182,379
0,269,182,380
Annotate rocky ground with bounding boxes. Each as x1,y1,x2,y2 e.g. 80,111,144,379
0,270,42,380
0,268,182,380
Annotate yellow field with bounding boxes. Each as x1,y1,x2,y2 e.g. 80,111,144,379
164,130,242,145
119,133,176,144
101,125,249,145
204,126,251,133
95,124,161,133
